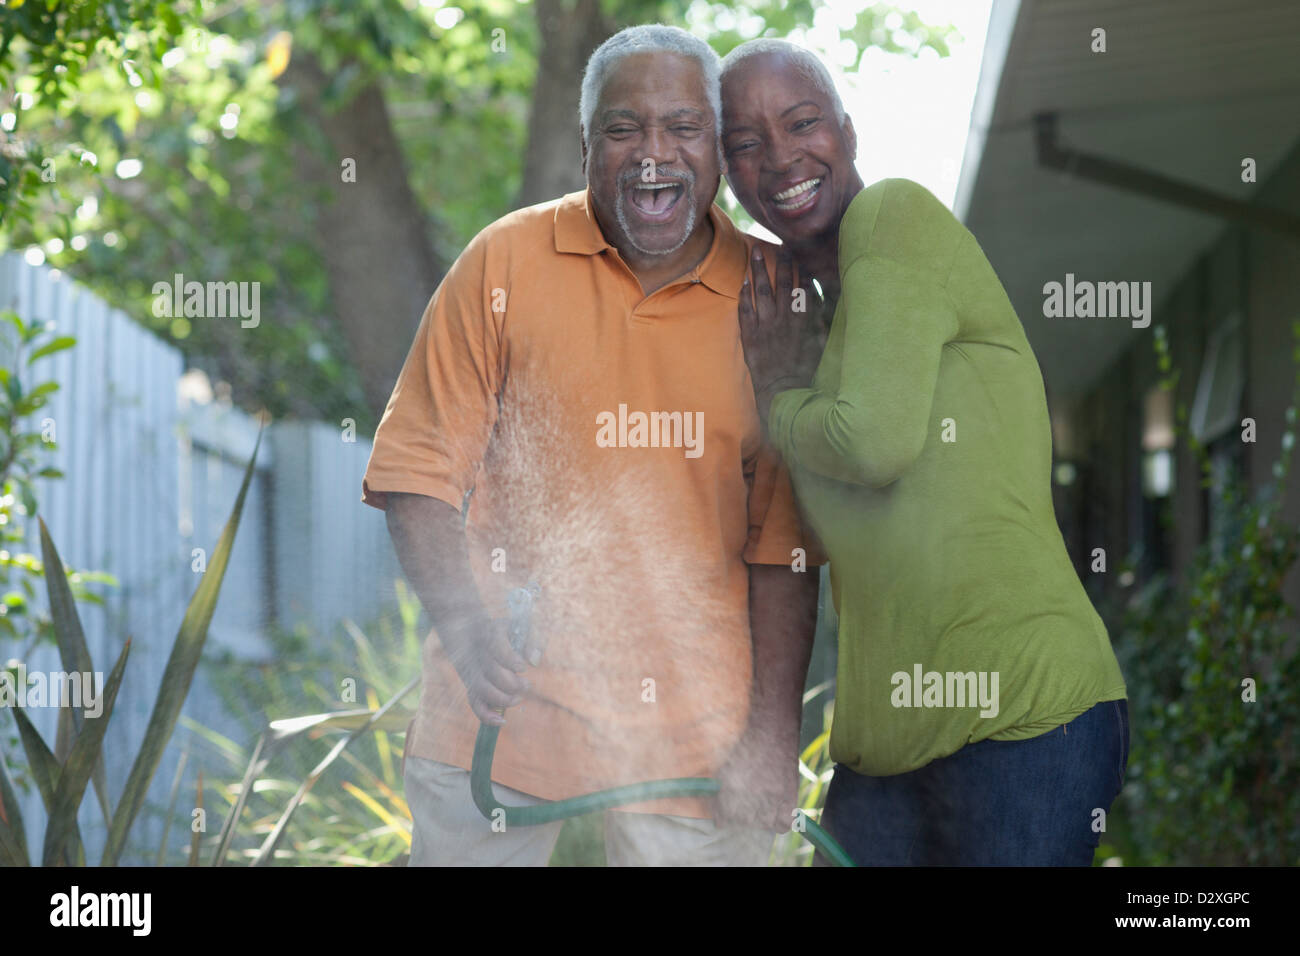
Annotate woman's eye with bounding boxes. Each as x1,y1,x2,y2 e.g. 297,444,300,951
728,142,756,155
794,118,819,131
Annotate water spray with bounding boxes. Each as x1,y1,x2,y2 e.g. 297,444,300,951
469,583,857,866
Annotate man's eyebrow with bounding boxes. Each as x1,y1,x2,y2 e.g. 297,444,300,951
599,108,641,123
598,107,709,124
781,100,821,117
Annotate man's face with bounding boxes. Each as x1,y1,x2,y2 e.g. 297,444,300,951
583,51,721,259
721,52,858,249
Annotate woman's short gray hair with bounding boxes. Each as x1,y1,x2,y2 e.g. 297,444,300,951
720,38,846,122
579,25,722,142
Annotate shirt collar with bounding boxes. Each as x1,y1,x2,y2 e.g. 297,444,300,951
554,187,749,299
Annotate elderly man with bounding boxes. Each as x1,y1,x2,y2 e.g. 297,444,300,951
362,24,820,866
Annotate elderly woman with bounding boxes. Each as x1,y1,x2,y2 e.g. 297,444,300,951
720,39,1129,866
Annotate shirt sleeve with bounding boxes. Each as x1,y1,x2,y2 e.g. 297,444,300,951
742,431,828,567
767,180,961,489
361,234,502,512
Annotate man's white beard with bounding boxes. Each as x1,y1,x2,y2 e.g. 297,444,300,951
614,177,697,257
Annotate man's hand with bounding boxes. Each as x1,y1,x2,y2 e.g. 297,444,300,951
714,725,800,833
724,562,819,832
385,493,539,727
437,616,532,726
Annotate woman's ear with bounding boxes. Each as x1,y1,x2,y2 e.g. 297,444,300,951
843,115,858,160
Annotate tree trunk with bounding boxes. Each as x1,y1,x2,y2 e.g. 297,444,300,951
279,1,615,415
515,0,614,208
279,53,445,420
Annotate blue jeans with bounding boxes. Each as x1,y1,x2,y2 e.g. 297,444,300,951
818,698,1129,866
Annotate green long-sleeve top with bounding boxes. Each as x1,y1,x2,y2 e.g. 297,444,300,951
769,178,1127,777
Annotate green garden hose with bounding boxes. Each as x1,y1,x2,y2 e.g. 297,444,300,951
468,584,856,867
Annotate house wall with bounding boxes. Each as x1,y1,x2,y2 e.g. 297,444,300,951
1065,137,1300,611
1242,144,1300,606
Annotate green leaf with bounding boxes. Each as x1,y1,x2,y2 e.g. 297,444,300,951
188,771,203,866
20,317,49,344
160,5,184,37
37,517,113,828
42,639,130,866
250,674,418,866
155,747,189,866
0,747,31,866
267,708,414,740
12,707,61,813
209,731,269,867
12,706,85,865
101,426,263,866
26,337,75,364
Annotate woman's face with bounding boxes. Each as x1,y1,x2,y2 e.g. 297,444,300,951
721,52,859,249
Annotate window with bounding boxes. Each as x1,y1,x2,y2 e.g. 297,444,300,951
1142,386,1175,498
1190,311,1245,445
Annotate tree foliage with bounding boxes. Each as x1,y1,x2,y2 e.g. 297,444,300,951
3,0,957,427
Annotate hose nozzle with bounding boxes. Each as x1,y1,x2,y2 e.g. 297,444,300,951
505,582,541,656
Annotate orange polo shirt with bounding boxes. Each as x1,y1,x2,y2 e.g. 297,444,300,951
362,188,814,818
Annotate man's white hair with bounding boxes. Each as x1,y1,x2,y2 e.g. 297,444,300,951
579,25,722,142
719,38,846,122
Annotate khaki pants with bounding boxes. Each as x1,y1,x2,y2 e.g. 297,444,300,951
404,756,774,866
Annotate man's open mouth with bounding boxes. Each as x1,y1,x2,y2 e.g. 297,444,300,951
627,180,684,220
771,177,823,212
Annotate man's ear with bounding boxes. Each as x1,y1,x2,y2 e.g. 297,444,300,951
580,135,588,174
842,114,858,160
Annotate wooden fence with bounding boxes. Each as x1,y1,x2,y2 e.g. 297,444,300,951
0,253,402,864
